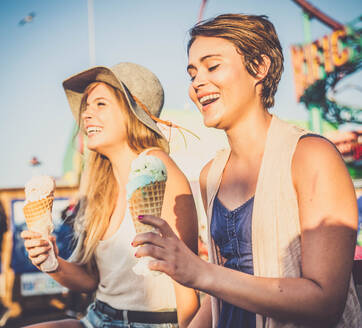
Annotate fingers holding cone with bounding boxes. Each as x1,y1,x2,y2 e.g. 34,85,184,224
138,215,175,237
20,230,52,269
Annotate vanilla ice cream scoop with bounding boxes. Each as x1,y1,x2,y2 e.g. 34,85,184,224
23,175,58,272
25,175,55,203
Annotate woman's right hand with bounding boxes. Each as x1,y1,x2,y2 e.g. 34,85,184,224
20,230,58,270
133,215,208,290
21,231,99,293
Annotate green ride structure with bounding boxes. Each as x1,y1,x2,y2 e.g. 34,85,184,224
291,0,361,182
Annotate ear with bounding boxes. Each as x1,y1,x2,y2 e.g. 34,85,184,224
255,54,271,81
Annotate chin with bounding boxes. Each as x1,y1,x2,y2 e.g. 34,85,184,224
87,142,97,151
203,120,215,128
202,113,222,129
87,142,103,154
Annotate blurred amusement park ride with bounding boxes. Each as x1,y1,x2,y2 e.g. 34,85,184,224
290,0,362,182
289,1,362,267
0,0,361,326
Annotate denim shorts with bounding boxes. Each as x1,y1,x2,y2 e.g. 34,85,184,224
80,302,179,328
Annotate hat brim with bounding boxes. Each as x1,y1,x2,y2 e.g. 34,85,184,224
63,66,167,141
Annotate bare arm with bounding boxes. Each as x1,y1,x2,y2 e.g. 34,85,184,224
188,295,212,328
134,138,358,326
21,230,98,293
150,150,200,327
50,257,98,292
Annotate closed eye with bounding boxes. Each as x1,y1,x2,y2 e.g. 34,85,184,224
187,67,197,82
208,64,219,72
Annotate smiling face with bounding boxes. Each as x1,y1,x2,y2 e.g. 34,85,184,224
81,82,127,156
187,36,262,130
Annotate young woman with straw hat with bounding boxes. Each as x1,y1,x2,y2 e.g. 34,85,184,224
21,62,199,328
132,14,362,327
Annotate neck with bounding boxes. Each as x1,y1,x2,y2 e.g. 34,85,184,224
226,108,272,161
106,145,138,188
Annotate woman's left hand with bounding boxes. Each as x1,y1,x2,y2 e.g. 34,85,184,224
132,215,207,289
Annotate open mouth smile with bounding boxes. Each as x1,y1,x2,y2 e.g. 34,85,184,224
199,93,220,107
87,126,103,136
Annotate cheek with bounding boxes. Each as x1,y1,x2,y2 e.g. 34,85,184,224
111,112,127,130
110,121,125,139
188,86,202,112
188,85,197,103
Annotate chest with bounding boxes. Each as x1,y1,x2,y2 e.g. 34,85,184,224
95,206,137,274
101,195,128,241
217,157,261,211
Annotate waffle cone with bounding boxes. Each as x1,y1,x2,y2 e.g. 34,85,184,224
23,196,54,232
129,180,166,234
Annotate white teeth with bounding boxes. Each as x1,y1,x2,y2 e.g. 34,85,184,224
199,93,220,105
87,126,102,134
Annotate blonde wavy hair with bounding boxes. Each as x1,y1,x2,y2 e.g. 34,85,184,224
72,82,168,265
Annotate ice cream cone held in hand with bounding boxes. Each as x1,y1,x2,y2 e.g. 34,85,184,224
126,154,167,275
127,154,167,232
129,180,166,233
23,175,59,272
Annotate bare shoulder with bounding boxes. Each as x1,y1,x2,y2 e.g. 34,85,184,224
293,135,341,164
292,135,357,227
148,151,198,251
292,136,348,182
147,148,176,166
147,149,186,180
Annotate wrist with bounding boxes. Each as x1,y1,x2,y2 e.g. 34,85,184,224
48,257,63,276
47,261,60,274
193,258,213,292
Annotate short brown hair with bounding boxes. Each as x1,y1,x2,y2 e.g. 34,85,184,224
188,14,284,109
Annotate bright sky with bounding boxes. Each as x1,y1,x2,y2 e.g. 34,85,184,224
1,0,361,188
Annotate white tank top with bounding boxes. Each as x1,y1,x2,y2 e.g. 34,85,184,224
94,149,176,311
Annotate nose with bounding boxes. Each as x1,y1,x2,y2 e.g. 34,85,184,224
191,71,206,91
188,85,199,107
81,105,94,121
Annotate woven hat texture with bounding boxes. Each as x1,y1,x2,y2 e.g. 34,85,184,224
63,62,166,141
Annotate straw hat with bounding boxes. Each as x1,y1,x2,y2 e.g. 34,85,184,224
63,62,166,141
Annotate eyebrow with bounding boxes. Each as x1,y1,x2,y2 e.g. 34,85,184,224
187,54,222,71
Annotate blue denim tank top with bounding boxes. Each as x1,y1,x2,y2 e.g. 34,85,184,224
211,195,256,328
